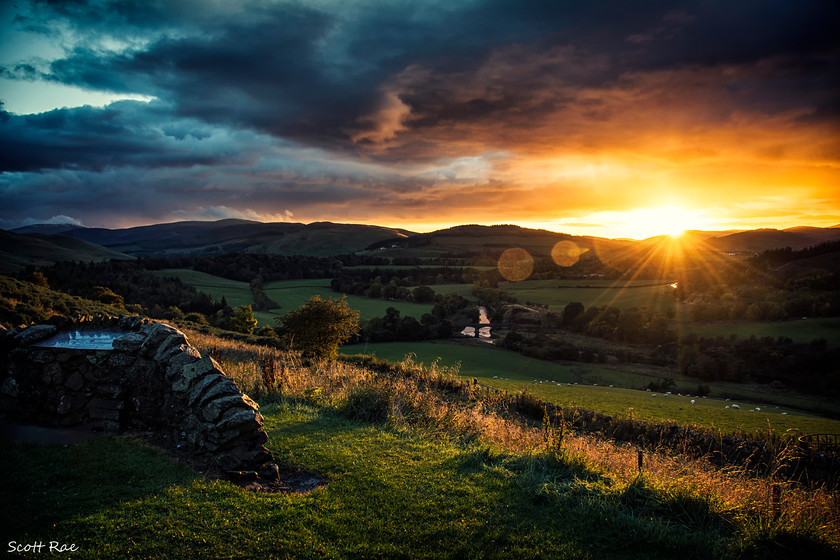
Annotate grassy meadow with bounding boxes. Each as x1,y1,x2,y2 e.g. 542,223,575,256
341,340,840,436
673,317,840,346
151,269,254,308
154,270,434,326
263,279,434,321
500,278,678,314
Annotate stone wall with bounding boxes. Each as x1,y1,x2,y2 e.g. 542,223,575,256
0,316,279,482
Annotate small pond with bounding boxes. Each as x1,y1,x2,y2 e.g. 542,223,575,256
34,330,123,350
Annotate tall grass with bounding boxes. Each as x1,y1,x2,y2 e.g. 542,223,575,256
183,328,839,554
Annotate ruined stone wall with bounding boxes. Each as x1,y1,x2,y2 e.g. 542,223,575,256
0,316,279,482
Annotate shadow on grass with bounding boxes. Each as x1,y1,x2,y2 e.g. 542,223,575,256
0,435,198,544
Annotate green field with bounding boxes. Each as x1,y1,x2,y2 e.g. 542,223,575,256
341,340,840,435
155,270,435,325
264,279,434,321
501,279,677,314
674,317,840,345
427,282,477,299
152,269,254,308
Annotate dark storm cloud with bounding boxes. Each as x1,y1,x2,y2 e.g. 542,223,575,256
7,0,839,158
0,100,272,172
1,0,838,229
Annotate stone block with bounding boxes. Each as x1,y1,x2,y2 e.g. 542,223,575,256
86,352,109,366
14,324,57,346
188,374,222,407
1,377,19,397
202,394,246,423
65,372,85,392
154,335,190,363
95,384,124,398
89,408,121,422
90,397,124,411
139,322,180,356
112,332,146,353
164,346,202,380
215,409,260,432
197,378,239,408
172,356,220,393
108,353,135,368
259,463,280,481
41,362,63,385
117,316,145,330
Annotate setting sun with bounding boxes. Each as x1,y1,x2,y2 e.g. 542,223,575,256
552,206,715,240
626,207,711,239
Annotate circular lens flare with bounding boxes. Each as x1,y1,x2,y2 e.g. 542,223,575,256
497,248,534,282
551,240,586,267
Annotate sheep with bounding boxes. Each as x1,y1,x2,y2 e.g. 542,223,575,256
690,400,696,405
731,404,740,410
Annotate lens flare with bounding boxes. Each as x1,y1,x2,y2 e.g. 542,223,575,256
497,248,534,282
551,240,586,267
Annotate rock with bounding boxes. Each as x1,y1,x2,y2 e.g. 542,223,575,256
14,324,57,346
139,322,179,356
108,352,135,367
112,332,146,352
65,372,85,392
216,409,262,433
258,463,280,481
172,356,221,393
1,377,19,397
202,394,248,423
155,334,190,363
165,346,202,380
196,378,239,408
188,374,223,407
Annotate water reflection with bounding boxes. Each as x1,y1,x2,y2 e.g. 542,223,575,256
34,330,122,350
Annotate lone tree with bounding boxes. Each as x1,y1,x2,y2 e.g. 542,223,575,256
278,295,360,359
230,304,258,335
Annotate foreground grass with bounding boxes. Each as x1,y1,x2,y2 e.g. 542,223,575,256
0,403,817,560
3,329,835,559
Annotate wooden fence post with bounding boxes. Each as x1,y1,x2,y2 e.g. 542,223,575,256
771,484,782,521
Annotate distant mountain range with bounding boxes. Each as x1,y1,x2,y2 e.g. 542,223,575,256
2,220,839,273
9,219,415,259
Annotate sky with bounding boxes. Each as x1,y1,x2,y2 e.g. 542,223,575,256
0,0,838,239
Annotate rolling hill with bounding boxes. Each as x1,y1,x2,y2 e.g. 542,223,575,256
12,220,417,258
705,226,840,253
0,230,134,273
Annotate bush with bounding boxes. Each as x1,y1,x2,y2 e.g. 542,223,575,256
279,296,360,359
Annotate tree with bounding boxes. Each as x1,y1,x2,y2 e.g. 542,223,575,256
562,301,584,326
278,296,360,359
230,304,258,335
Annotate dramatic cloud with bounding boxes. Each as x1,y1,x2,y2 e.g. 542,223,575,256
1,0,838,237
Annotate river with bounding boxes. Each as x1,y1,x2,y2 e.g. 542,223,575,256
460,306,493,342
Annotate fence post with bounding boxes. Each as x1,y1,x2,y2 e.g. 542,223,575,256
637,450,643,473
771,484,782,521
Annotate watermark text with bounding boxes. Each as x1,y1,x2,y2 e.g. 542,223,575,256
8,541,79,554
